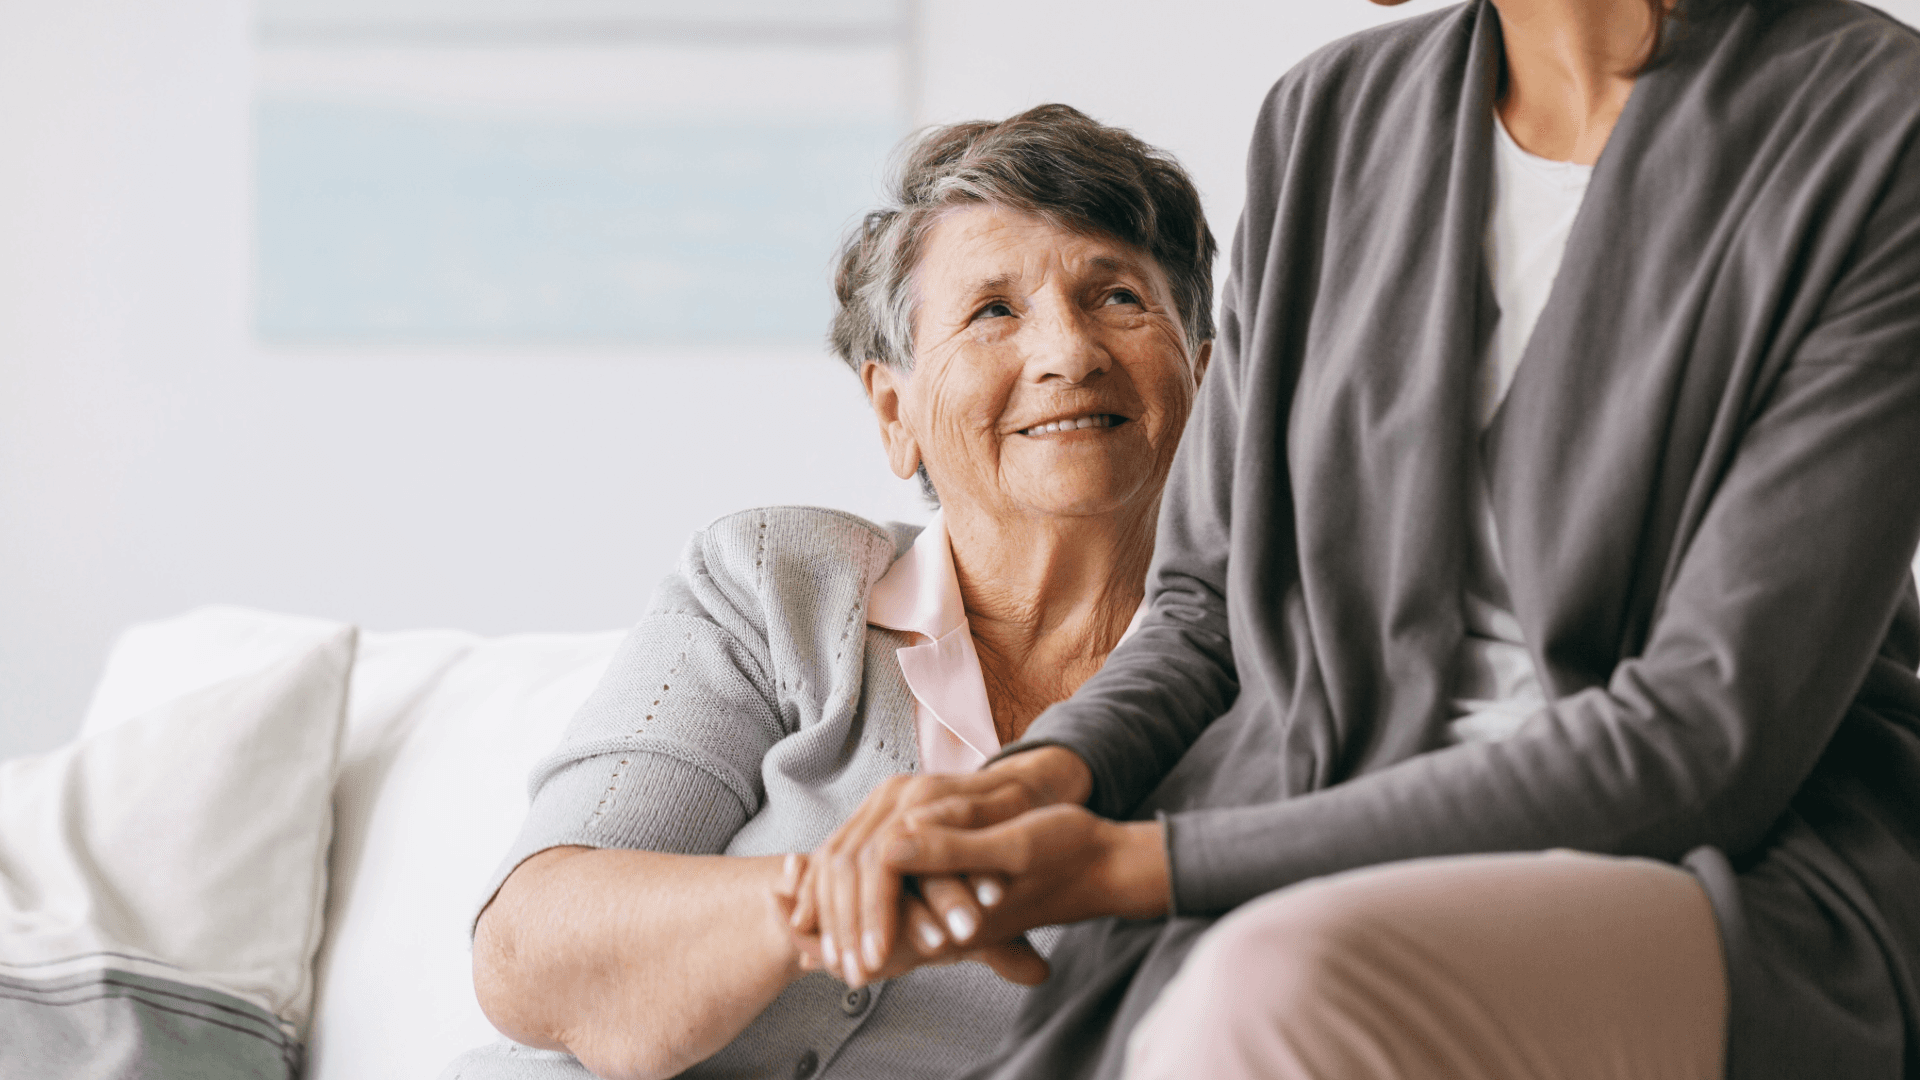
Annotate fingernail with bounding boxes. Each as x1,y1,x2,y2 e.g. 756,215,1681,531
974,878,1004,907
822,933,838,968
797,951,817,971
842,954,862,987
946,906,977,942
782,853,799,884
917,919,947,952
862,930,884,970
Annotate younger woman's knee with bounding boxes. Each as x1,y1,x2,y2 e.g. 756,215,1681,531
1179,886,1394,1025
1127,888,1409,1080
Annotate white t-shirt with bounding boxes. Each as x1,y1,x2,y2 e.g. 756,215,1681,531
1446,114,1594,743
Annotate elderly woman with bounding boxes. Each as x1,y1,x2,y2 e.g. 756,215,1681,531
445,104,1213,1080
793,0,1920,1078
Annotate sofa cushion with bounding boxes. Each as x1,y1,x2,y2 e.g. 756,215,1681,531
305,624,622,1080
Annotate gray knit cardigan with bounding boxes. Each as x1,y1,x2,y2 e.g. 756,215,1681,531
443,507,1033,1080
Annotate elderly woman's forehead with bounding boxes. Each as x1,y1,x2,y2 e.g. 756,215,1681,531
921,205,1164,284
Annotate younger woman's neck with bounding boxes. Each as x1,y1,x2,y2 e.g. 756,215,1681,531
1493,0,1660,164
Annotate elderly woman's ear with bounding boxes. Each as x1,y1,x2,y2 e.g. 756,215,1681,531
862,360,923,482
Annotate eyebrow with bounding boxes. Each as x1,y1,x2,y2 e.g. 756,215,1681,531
960,273,1021,298
957,257,1148,300
1088,255,1148,278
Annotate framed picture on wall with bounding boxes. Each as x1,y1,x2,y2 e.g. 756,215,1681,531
253,0,916,349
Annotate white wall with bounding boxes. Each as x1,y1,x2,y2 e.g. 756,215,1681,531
4,0,1918,758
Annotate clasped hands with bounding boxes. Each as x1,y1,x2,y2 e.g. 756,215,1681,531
771,747,1171,990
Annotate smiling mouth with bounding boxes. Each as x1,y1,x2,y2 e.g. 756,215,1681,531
1019,414,1128,437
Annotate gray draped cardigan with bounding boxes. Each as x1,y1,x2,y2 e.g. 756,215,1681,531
971,3,1920,1078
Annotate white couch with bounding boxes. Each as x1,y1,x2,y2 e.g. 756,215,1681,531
78,605,626,1080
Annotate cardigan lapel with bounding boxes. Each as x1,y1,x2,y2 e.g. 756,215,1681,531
1478,0,1882,698
1276,0,1504,778
1474,33,1704,691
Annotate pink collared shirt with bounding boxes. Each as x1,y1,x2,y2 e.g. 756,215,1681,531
866,512,1148,775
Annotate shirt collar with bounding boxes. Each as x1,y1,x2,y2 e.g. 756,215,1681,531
870,509,1155,649
866,510,1152,775
867,510,966,641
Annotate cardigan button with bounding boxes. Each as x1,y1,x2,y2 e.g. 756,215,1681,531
794,1049,820,1079
840,986,871,1016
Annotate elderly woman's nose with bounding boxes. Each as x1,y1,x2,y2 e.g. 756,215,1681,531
1025,308,1111,383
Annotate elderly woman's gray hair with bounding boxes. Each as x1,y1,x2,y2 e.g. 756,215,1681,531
830,103,1218,375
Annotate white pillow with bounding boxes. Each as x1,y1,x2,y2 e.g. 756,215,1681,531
81,606,355,738
0,617,354,1078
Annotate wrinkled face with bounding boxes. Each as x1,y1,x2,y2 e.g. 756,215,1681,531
863,204,1208,524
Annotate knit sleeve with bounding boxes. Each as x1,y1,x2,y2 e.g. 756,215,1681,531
473,522,790,921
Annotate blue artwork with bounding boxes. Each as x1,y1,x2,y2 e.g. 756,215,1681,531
254,100,901,347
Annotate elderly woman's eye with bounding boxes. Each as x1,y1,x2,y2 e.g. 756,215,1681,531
1104,289,1142,307
973,301,1015,321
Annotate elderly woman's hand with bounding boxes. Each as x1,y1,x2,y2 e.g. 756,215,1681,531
787,747,1094,988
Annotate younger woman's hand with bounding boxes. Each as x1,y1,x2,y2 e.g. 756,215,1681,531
786,748,1093,988
771,854,1049,987
884,805,1172,931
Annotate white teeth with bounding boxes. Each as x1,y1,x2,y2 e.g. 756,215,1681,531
1023,414,1115,435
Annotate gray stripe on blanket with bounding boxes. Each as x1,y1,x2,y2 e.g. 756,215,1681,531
0,966,300,1079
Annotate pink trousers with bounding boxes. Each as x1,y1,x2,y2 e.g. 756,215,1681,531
1124,852,1727,1080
